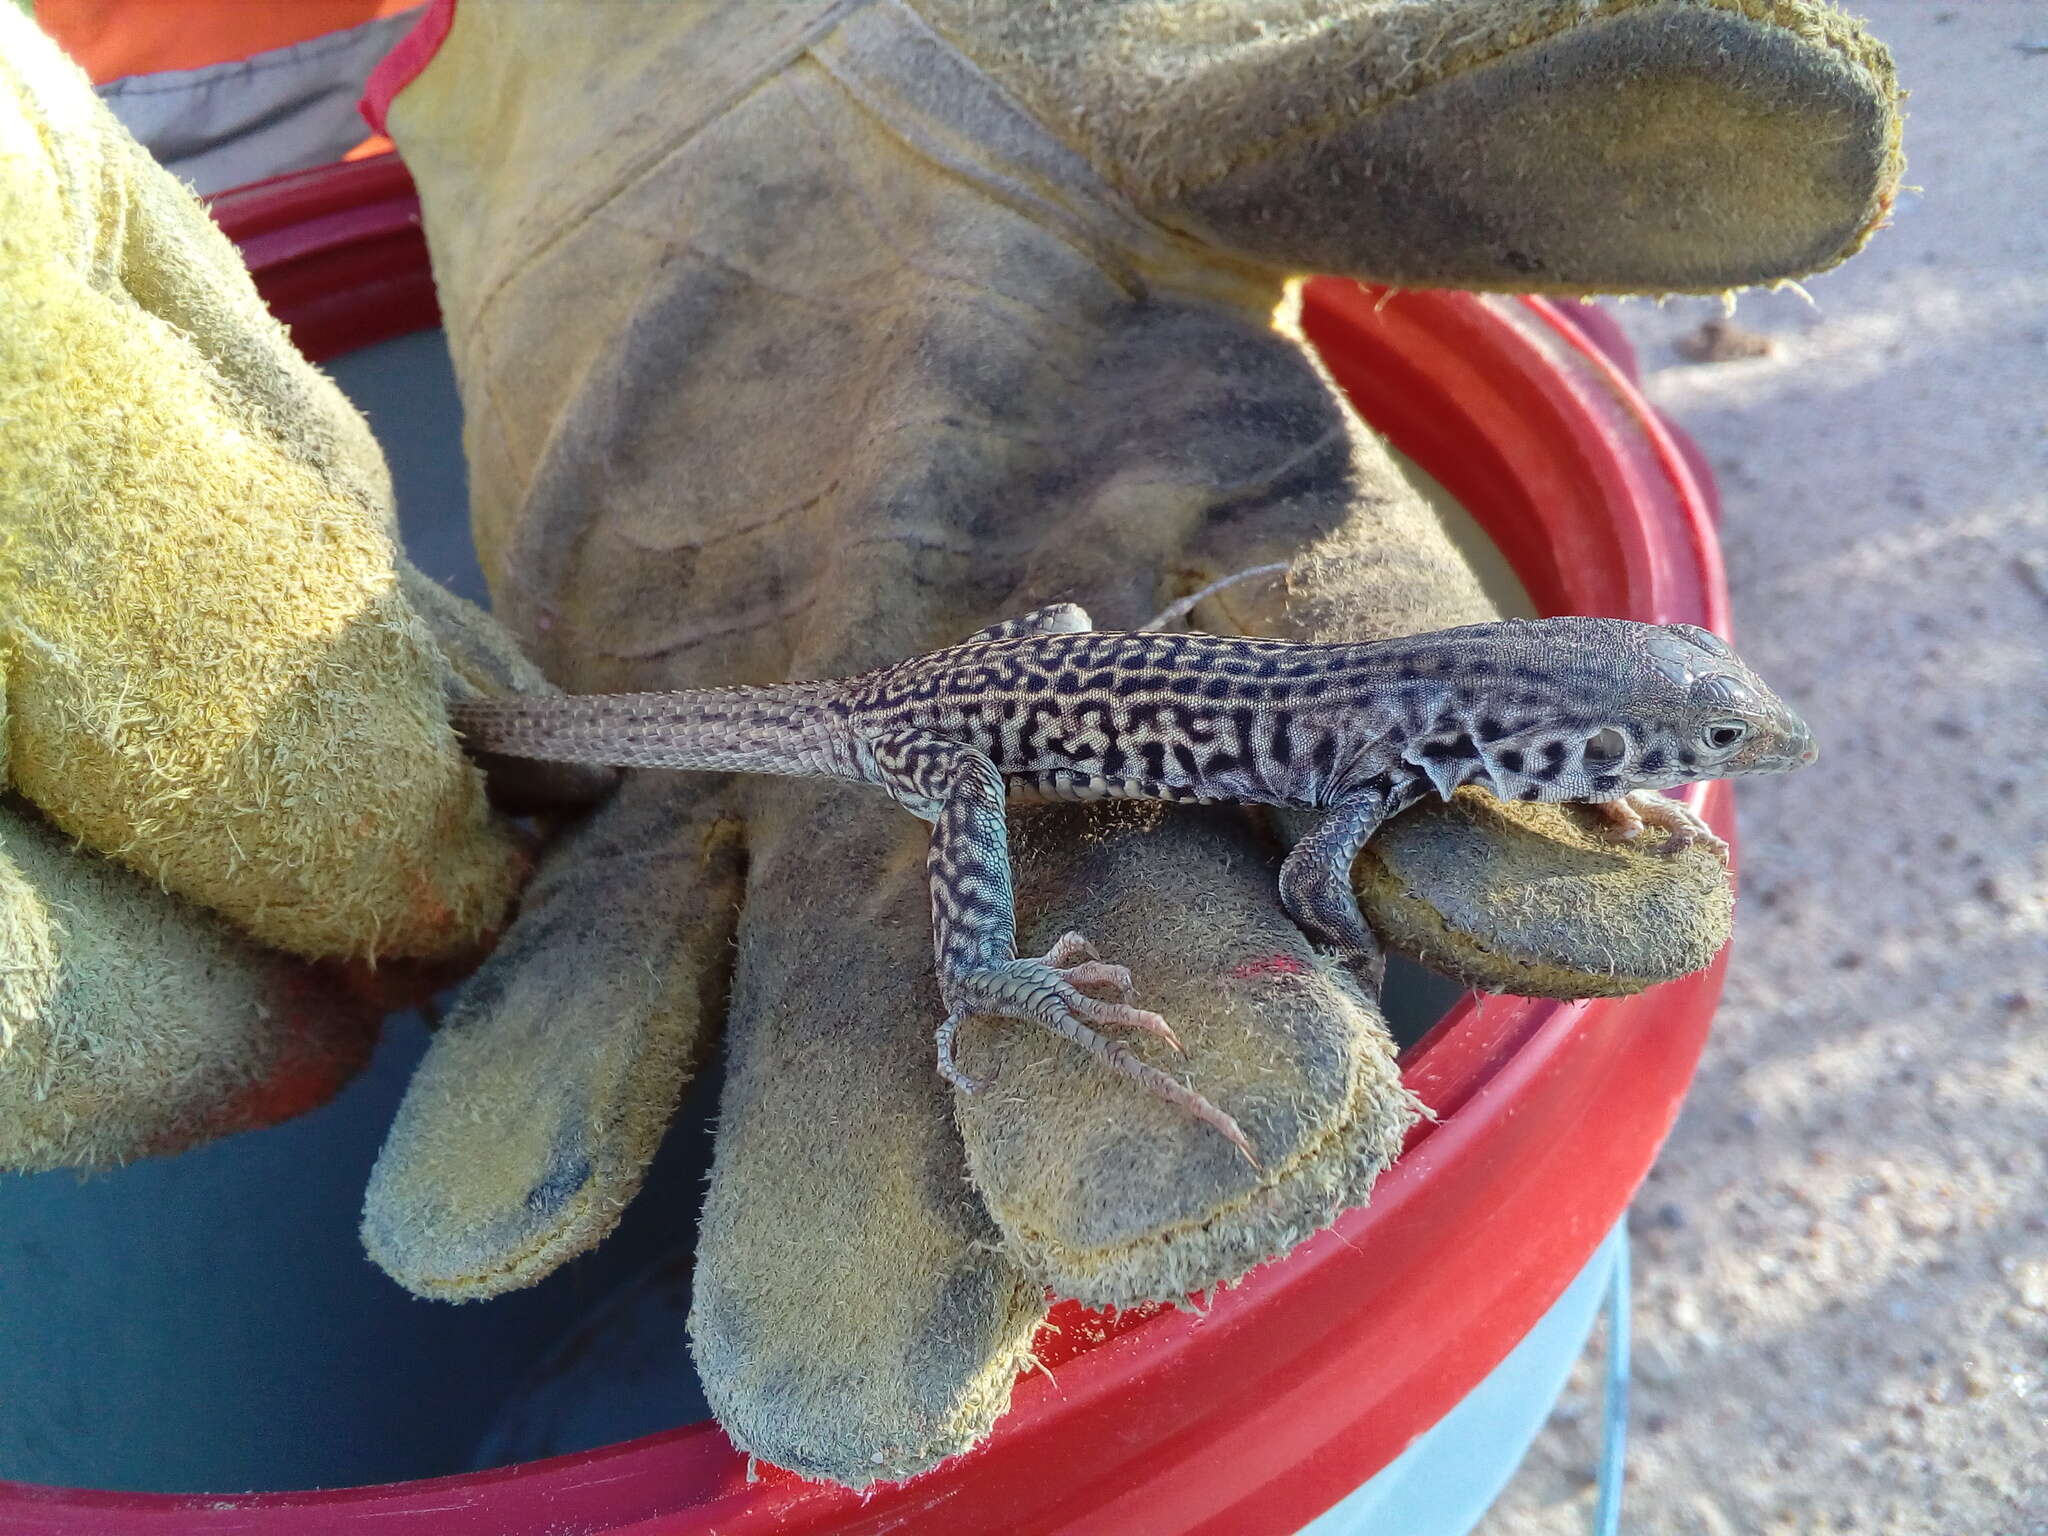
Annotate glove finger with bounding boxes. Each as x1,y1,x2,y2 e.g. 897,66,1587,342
1357,791,1734,998
928,0,1902,295
0,800,377,1169
688,779,1045,1486
362,773,740,1298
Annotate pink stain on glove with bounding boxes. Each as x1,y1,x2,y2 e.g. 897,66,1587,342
1229,954,1312,981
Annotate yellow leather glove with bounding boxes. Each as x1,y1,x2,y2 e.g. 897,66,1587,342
0,7,535,1165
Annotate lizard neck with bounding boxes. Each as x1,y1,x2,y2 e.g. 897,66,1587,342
1404,677,1626,808
1315,628,1614,809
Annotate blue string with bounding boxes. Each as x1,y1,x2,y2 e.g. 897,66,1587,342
1592,1232,1631,1536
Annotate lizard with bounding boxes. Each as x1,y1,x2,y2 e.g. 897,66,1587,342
450,602,1817,1163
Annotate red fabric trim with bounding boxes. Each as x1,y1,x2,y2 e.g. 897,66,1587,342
359,0,456,135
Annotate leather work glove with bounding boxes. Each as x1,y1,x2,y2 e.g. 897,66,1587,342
0,7,542,1165
364,0,1901,1486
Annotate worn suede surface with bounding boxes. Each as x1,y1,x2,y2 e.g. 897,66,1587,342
376,0,1898,1485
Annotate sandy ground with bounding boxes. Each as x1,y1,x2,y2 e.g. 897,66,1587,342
1476,6,2048,1533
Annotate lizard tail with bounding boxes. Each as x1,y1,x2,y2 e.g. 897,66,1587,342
448,685,840,777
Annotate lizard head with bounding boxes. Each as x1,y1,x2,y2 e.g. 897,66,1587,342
1614,621,1817,789
1458,618,1817,804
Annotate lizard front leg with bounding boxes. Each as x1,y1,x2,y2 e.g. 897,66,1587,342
867,730,1254,1162
1279,790,1392,995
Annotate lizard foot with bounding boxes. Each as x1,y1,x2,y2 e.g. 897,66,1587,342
1591,791,1730,866
938,933,1255,1166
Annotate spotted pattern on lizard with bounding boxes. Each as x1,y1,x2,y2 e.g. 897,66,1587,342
452,604,1817,1161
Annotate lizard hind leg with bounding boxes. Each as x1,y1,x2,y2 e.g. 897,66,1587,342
872,729,1253,1163
935,934,1183,1092
935,931,1170,1093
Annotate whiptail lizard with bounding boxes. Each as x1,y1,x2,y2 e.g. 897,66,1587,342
452,599,1816,1162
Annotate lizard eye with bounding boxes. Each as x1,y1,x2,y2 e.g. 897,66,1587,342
1702,720,1748,751
1583,727,1628,766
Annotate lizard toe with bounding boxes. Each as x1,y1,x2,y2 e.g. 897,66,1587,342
1039,931,1100,969
1058,959,1137,1004
1068,991,1182,1054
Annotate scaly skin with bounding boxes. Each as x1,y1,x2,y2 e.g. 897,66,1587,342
453,605,1818,1161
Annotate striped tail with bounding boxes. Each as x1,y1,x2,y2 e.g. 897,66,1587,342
449,685,842,777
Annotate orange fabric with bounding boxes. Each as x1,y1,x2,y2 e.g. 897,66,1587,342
38,0,423,85
344,132,396,162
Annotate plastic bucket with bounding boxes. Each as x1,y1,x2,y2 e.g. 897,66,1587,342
0,156,1728,1534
